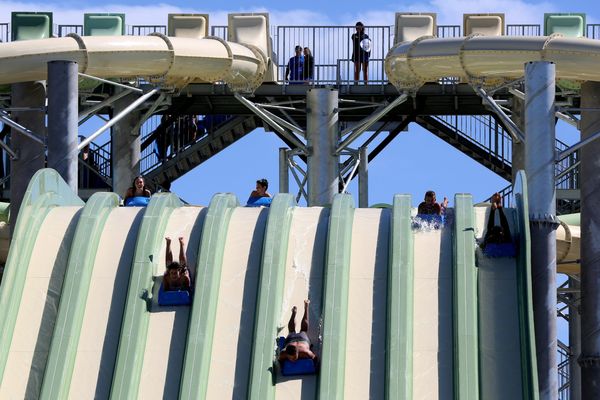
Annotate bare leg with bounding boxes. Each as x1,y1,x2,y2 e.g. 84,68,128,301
288,306,297,333
178,237,187,266
362,62,369,84
165,237,173,265
301,299,310,332
353,62,360,82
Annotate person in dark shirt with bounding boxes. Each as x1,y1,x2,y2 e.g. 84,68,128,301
482,193,513,247
418,190,448,215
285,45,304,84
351,22,371,84
303,47,315,83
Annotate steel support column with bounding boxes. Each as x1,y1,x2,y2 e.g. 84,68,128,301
511,96,526,183
10,82,46,232
358,146,368,208
111,89,142,197
279,147,289,193
579,81,600,399
525,61,558,400
570,277,581,400
47,61,78,191
306,88,338,206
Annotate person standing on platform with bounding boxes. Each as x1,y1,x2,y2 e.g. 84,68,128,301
351,21,371,84
303,47,315,83
285,45,304,84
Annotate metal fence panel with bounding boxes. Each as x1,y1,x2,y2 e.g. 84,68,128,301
0,23,9,42
437,25,461,38
587,24,600,39
58,24,83,37
507,24,541,36
129,25,166,36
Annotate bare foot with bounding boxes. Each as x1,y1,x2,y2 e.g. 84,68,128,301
179,237,184,244
304,299,310,307
292,306,297,313
165,237,171,244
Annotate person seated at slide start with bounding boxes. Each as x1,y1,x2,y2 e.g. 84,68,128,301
417,190,448,215
124,175,152,205
250,178,271,198
279,300,318,363
482,193,512,248
163,237,191,292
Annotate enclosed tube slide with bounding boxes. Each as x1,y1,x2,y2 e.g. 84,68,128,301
385,35,600,89
0,34,267,91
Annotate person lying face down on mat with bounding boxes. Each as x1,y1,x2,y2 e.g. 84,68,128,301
250,178,272,199
482,193,513,247
279,300,318,363
163,236,191,292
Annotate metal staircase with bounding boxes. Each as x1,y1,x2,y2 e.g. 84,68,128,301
141,115,260,188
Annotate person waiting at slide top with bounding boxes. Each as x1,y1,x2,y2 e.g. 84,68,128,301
163,237,191,292
124,175,152,206
285,45,304,84
417,190,448,215
279,300,318,363
250,178,272,198
482,193,513,248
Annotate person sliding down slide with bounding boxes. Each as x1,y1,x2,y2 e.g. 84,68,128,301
279,300,318,363
482,193,513,250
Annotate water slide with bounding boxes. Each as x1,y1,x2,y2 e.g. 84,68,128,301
0,169,538,399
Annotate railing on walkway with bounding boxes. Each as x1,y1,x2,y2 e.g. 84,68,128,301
558,340,571,400
507,24,541,36
437,25,461,38
57,24,83,37
211,26,228,40
129,25,166,36
587,24,600,39
0,23,8,42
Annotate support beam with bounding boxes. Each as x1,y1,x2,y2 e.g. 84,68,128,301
475,86,525,143
111,89,143,197
570,277,581,400
279,148,289,193
307,88,338,206
47,60,78,191
358,146,368,208
10,81,46,232
558,130,600,161
0,109,45,145
524,61,558,400
78,89,133,122
511,97,526,184
579,80,600,399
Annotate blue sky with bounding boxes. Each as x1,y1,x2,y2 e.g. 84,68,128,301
2,0,595,207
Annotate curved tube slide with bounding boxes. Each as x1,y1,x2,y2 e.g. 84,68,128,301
0,34,267,91
386,35,600,89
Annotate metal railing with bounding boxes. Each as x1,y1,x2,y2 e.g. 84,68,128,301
587,24,600,39
437,25,461,38
211,25,228,40
58,24,83,37
129,25,166,36
558,340,570,399
507,24,541,36
0,23,8,42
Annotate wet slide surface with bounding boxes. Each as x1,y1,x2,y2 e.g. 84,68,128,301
0,171,537,400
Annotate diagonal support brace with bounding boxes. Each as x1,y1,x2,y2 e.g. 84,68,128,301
475,86,525,143
0,109,45,145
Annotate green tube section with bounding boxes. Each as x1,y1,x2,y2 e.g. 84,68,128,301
385,194,414,400
453,194,479,400
247,194,296,400
0,169,83,387
514,171,539,400
110,193,182,400
318,194,355,400
179,193,238,400
40,192,120,400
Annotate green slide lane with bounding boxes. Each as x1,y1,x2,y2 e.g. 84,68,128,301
40,192,120,400
0,169,83,387
514,171,539,400
248,194,296,400
180,193,238,400
453,194,479,400
386,194,414,400
318,194,355,400
110,193,182,400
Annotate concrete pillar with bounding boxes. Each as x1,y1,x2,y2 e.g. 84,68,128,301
511,96,526,182
358,146,368,207
570,277,581,400
306,88,338,206
524,61,558,400
47,61,78,192
10,82,46,232
111,89,142,197
279,147,289,193
579,81,600,399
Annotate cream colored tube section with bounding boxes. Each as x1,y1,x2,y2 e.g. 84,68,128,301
205,207,267,400
138,206,204,400
343,209,389,400
274,207,329,399
412,214,454,400
0,207,81,400
386,36,600,89
68,207,144,400
0,35,266,91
